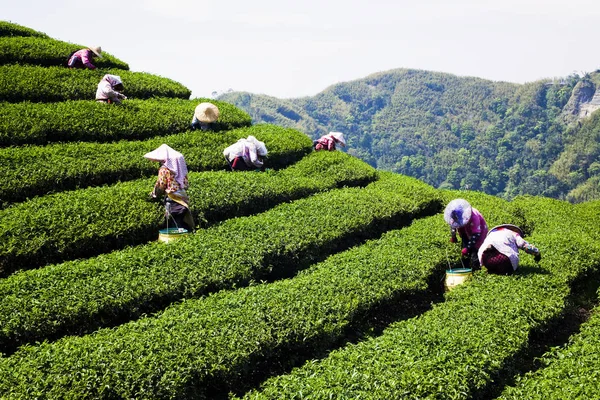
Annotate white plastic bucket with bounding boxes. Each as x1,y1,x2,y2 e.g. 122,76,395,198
444,268,472,292
158,227,189,243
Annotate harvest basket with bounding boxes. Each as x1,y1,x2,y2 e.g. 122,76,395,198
158,227,190,243
444,268,472,292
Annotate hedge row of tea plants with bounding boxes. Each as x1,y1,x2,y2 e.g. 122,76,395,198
0,173,441,355
0,64,191,102
0,21,47,38
0,212,452,399
239,197,600,399
0,98,251,146
0,151,377,274
0,125,312,206
498,290,600,399
0,36,129,69
495,200,600,400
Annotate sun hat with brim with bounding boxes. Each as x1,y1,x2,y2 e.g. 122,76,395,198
90,46,103,58
443,198,472,229
330,131,346,146
488,224,524,237
194,102,220,123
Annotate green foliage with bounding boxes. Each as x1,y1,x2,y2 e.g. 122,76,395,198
0,213,447,399
222,69,600,201
0,21,48,37
0,64,191,102
0,151,376,275
0,125,311,206
0,173,440,357
0,36,129,69
240,197,600,399
0,98,251,146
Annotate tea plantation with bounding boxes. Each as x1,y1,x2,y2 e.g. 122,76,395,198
1,21,600,399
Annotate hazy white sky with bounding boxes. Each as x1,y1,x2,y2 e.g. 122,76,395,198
3,0,599,99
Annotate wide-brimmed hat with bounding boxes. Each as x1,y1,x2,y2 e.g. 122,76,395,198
89,46,103,58
488,224,524,237
194,102,220,123
329,131,346,147
443,199,472,228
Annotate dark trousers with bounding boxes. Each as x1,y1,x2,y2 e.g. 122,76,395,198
230,156,251,171
161,201,192,231
481,247,514,275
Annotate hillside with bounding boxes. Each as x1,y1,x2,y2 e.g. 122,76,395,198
2,20,600,400
220,68,600,202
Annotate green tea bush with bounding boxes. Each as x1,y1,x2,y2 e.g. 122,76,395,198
0,98,251,146
0,151,376,274
499,289,600,399
0,173,440,356
0,212,449,399
0,21,47,38
0,65,191,102
0,37,129,69
0,125,312,206
238,197,600,399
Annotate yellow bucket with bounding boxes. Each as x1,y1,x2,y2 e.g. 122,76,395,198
158,227,190,243
444,268,472,292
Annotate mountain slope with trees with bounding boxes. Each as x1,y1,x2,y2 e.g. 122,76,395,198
220,68,600,201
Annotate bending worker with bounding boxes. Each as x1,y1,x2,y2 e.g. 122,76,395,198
223,135,268,171
313,131,346,151
143,144,194,232
191,102,220,131
96,74,127,104
478,224,541,275
67,46,102,69
444,198,488,269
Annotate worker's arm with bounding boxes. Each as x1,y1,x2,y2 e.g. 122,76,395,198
248,144,263,168
515,235,541,260
81,50,96,69
150,167,169,199
327,137,336,151
464,233,480,255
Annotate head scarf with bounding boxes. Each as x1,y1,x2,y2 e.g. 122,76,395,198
246,136,268,156
329,131,346,146
102,74,122,88
444,199,473,228
143,144,188,187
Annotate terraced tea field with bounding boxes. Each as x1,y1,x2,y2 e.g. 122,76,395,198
1,21,599,399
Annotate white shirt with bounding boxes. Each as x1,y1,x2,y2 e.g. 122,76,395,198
477,229,528,270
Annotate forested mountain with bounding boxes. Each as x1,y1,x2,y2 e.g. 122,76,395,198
219,68,600,202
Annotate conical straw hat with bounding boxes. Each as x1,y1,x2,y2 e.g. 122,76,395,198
194,102,220,123
90,46,103,58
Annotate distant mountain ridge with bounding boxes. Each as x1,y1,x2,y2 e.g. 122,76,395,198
219,68,600,202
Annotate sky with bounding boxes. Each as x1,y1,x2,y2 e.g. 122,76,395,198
3,0,600,99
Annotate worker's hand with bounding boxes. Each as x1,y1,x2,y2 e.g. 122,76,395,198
534,253,542,262
461,247,469,257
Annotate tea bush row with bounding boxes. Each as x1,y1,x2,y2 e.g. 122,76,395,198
0,125,312,206
0,98,251,146
0,173,441,356
240,197,600,399
498,291,600,399
0,64,191,102
497,200,600,400
0,36,129,69
0,21,47,38
0,151,376,274
0,209,450,398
